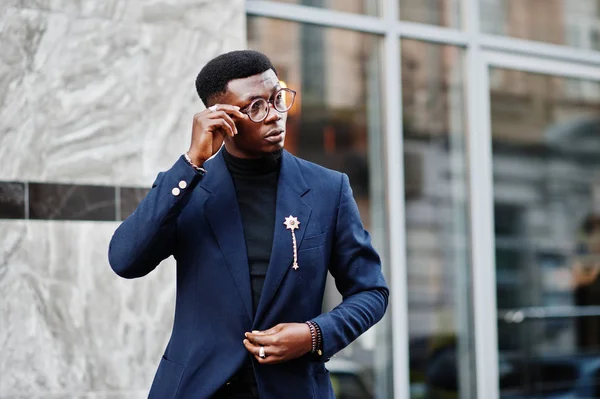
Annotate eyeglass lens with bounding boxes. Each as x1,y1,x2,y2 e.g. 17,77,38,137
248,89,295,122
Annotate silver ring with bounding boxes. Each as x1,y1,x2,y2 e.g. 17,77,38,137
208,104,218,112
259,346,266,359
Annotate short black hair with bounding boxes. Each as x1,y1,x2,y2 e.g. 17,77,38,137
195,50,276,106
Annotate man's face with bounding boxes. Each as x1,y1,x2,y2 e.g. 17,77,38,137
221,69,287,159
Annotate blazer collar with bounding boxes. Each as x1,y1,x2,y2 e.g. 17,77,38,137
200,150,253,322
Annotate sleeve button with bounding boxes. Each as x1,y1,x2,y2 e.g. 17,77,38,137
179,180,187,189
171,187,181,196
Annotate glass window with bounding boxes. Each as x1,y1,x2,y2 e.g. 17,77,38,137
401,40,474,398
247,16,392,398
259,0,379,16
481,0,600,51
489,67,600,397
400,0,461,28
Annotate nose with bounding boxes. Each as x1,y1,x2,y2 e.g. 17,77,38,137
263,102,282,123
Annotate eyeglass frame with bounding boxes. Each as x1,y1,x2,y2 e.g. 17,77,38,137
239,87,297,123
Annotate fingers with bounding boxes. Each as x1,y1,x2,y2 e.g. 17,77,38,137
243,339,282,364
245,332,275,347
208,117,235,138
248,324,282,337
245,325,282,346
243,339,262,357
243,324,289,364
205,104,247,120
207,110,238,136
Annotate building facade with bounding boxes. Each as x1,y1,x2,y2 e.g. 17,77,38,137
2,0,600,398
247,0,600,398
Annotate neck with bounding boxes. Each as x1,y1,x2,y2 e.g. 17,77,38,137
223,147,282,176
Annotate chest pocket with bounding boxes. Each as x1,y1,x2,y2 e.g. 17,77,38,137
299,232,326,251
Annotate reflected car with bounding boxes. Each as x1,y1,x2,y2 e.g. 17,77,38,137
417,343,600,399
499,355,600,398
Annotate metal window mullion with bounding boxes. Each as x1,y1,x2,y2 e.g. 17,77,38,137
467,48,500,399
246,0,387,34
395,21,469,46
384,1,410,399
483,50,600,81
465,0,500,397
480,33,600,66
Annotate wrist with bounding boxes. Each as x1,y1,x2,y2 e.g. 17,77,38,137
302,323,313,354
184,151,207,173
186,150,206,167
305,321,323,356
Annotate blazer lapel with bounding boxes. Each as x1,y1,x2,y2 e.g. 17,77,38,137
201,150,253,322
253,151,311,327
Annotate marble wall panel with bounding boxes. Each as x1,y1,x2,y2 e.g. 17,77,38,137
20,0,137,20
0,1,245,397
0,8,40,181
0,8,143,185
1,1,20,11
30,13,143,185
134,0,245,33
0,0,245,186
0,221,177,397
19,0,245,32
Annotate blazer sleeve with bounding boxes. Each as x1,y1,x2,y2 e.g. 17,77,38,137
108,156,204,279
310,173,390,360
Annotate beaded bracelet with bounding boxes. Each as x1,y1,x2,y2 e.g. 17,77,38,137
184,152,207,174
314,323,323,356
305,321,323,356
306,321,317,352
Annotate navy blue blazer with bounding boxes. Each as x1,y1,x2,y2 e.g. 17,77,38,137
108,149,389,399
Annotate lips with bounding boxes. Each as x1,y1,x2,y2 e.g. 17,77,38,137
265,128,284,138
264,128,285,144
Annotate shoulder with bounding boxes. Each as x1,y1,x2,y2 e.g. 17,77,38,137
287,152,345,185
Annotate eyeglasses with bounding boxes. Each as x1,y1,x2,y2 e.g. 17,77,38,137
240,88,297,123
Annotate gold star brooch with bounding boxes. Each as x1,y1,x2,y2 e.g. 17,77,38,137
284,215,300,270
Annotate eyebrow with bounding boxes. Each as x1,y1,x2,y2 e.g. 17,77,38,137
241,86,281,103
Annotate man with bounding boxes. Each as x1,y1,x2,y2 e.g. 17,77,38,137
108,50,389,399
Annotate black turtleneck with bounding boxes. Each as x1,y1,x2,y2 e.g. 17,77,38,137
223,147,282,314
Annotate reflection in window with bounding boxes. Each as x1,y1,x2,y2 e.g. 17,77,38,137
259,0,379,16
401,40,474,398
481,0,600,51
594,367,600,397
247,16,391,398
490,68,600,397
400,0,461,28
499,359,579,396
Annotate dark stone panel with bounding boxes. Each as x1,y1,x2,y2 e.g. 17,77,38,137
119,187,150,220
29,182,116,221
0,182,25,219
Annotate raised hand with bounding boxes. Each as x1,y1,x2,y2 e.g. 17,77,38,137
187,104,247,166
